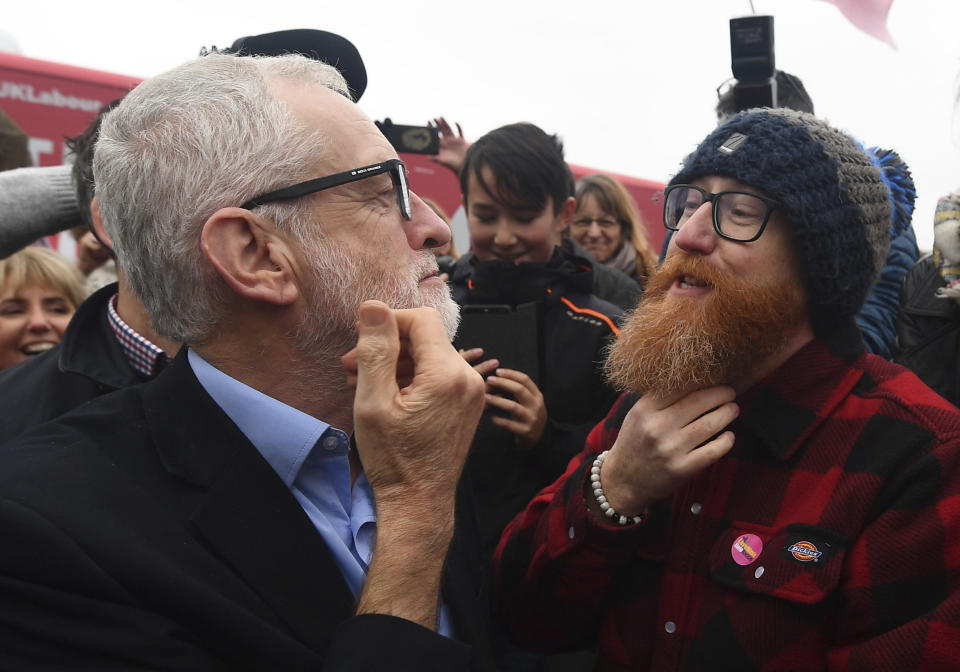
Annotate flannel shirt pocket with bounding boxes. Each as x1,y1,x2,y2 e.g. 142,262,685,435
708,523,849,605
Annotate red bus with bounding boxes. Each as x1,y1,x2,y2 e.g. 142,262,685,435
0,50,665,254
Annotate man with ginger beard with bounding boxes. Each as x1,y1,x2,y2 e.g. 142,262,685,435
494,109,960,670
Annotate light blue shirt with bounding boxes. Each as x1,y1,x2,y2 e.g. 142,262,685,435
187,350,455,637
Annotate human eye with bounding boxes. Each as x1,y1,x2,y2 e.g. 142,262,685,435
572,218,591,229
682,197,701,215
725,194,765,222
470,206,498,224
717,193,768,237
0,298,25,315
46,300,72,315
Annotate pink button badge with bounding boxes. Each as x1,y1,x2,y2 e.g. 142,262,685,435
731,533,763,566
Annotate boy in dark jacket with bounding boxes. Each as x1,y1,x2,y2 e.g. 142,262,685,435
451,123,622,560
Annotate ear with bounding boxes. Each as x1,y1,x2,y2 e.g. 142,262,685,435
89,197,115,252
200,208,299,306
555,196,576,235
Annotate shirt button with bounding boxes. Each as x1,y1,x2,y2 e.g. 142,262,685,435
754,566,765,579
690,502,702,515
568,526,576,540
664,621,677,634
322,436,339,451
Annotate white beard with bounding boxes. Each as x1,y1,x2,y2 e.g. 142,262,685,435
293,237,460,362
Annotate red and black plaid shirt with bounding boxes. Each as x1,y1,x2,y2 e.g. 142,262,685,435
495,323,960,671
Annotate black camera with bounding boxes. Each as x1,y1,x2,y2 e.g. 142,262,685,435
375,118,440,155
729,15,777,110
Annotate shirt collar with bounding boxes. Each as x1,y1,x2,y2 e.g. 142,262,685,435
106,293,169,378
736,321,867,461
187,349,332,486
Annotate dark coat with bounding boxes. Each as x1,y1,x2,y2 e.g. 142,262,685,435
451,248,622,555
0,351,495,671
895,254,960,406
562,238,641,311
0,282,148,441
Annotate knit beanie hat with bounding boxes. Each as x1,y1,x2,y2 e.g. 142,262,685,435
669,108,892,334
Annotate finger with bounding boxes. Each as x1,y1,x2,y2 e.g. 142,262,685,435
344,342,412,377
486,375,531,401
459,347,485,364
341,348,358,375
392,307,471,387
484,392,522,415
489,414,526,436
354,301,401,406
676,401,739,450
490,368,537,392
650,385,736,419
676,430,735,475
455,122,464,138
473,359,499,377
392,307,453,362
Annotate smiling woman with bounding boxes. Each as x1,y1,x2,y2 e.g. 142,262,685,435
0,246,86,371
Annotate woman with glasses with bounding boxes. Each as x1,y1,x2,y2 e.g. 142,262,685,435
570,173,658,289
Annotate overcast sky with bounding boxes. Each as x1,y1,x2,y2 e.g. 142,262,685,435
3,0,958,252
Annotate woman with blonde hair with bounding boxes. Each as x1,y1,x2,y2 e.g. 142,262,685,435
0,246,86,370
571,173,657,288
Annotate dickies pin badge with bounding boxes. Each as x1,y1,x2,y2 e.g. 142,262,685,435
718,132,747,154
786,540,823,563
731,533,763,566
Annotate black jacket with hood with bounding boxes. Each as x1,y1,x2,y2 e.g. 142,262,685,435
451,247,622,555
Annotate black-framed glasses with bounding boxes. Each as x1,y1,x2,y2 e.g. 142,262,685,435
662,184,780,243
240,158,412,220
571,216,622,231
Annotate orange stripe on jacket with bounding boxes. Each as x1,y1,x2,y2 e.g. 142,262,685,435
559,296,620,336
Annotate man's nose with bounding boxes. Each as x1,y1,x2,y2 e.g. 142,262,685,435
672,203,718,255
407,192,450,250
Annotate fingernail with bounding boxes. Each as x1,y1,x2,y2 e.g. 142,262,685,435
360,304,386,327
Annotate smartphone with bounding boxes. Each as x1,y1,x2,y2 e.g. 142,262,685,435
453,303,540,387
375,118,440,155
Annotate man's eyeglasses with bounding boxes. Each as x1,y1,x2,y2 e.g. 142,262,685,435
571,217,622,231
662,184,780,243
240,158,412,220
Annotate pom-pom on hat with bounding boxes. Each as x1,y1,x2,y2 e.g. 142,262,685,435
669,108,892,334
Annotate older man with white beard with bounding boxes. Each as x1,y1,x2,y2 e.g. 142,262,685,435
494,109,960,670
0,54,495,671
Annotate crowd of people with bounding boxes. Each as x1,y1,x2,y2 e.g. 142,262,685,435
0,29,958,672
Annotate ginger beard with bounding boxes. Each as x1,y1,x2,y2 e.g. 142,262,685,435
604,251,807,397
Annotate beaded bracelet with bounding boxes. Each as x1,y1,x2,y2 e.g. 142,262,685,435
590,450,647,526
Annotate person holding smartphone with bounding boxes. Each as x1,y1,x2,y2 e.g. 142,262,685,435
451,122,622,568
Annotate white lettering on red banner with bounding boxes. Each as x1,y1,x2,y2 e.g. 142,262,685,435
0,80,102,113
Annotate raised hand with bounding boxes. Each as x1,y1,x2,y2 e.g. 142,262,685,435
598,386,739,517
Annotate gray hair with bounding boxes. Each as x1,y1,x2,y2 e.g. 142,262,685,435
93,53,351,344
